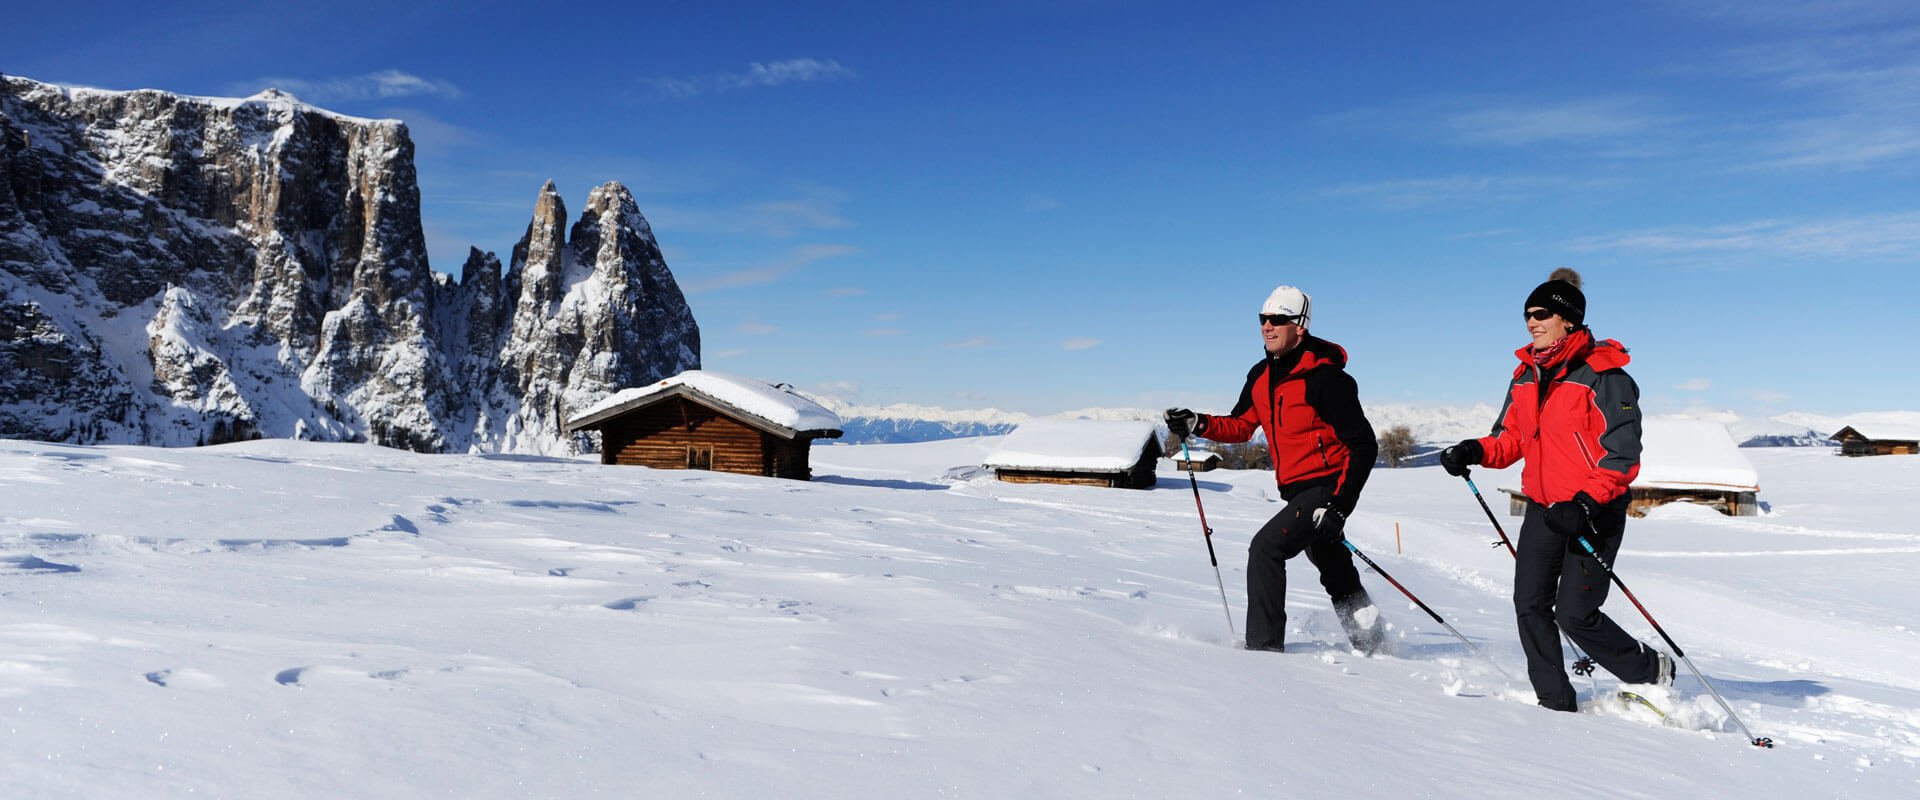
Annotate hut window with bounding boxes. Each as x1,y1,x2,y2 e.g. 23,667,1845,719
687,445,714,470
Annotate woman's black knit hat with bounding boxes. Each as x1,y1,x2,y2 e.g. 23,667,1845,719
1526,267,1585,325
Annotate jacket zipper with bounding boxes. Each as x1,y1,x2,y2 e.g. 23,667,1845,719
1530,364,1559,503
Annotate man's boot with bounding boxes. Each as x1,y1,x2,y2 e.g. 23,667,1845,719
1333,591,1386,656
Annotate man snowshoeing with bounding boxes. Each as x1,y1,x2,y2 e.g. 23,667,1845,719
1165,285,1385,655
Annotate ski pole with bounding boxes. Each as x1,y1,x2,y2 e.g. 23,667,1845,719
1341,538,1516,683
1573,527,1774,749
1461,473,1517,556
1179,437,1237,641
1460,472,1597,680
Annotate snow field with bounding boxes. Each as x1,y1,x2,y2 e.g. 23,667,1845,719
0,437,1915,797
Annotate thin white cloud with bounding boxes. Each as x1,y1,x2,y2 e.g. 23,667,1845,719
1678,378,1714,391
864,328,905,337
652,189,852,238
1062,337,1102,351
945,337,994,350
1565,211,1920,262
1705,18,1920,169
811,381,860,400
378,108,486,150
642,58,856,99
1322,175,1594,210
736,59,855,88
680,243,861,293
1679,0,1920,31
828,287,869,297
737,321,779,336
1322,95,1675,155
1446,97,1669,147
1752,117,1920,170
1446,228,1522,241
236,70,463,104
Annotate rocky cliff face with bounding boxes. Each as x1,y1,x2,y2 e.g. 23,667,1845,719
0,74,698,453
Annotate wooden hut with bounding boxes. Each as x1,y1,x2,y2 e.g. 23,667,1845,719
1173,449,1222,472
565,371,842,480
982,418,1163,489
1830,425,1920,456
1504,418,1761,517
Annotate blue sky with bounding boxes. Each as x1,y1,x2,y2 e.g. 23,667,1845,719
11,1,1920,417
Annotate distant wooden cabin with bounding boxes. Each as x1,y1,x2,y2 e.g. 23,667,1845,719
1830,425,1920,457
982,419,1163,489
1173,449,1221,472
1504,419,1761,517
565,371,842,480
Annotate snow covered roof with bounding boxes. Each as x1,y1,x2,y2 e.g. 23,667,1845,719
566,370,843,439
981,418,1162,473
1633,418,1760,492
1829,412,1920,442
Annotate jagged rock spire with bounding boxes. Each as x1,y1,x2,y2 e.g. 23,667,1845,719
0,74,698,453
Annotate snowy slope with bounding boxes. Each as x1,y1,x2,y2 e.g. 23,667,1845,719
1,439,1916,797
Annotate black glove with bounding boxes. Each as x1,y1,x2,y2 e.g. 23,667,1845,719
1572,490,1603,520
1164,408,1204,438
1548,491,1605,540
1312,505,1347,540
1439,439,1483,477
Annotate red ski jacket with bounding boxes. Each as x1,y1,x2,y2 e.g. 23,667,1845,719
1199,336,1377,513
1476,329,1642,506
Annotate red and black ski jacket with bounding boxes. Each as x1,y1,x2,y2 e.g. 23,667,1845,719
1199,335,1377,514
1475,329,1642,507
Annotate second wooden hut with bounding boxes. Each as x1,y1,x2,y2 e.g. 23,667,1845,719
982,418,1163,489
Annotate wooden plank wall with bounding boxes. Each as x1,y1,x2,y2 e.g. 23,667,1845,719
993,440,1161,490
1509,487,1761,518
599,397,770,475
1842,439,1919,456
765,438,814,480
995,469,1120,488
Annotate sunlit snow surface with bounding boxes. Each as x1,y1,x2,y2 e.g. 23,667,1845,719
2,437,1916,797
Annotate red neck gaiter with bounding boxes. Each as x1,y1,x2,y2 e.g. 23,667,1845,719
1531,328,1593,370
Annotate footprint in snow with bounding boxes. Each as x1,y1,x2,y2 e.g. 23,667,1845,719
144,668,224,689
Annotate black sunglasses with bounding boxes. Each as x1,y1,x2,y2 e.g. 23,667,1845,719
1524,308,1558,321
1258,313,1298,327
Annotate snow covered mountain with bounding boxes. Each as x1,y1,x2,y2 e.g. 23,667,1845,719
802,397,1025,444
803,395,1184,445
0,74,697,453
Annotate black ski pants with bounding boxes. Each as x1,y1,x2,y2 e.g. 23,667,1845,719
1245,484,1366,649
1515,499,1661,710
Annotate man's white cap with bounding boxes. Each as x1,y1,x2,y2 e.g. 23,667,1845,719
1261,285,1311,328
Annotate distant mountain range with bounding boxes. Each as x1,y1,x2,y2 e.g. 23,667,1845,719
808,393,1874,449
